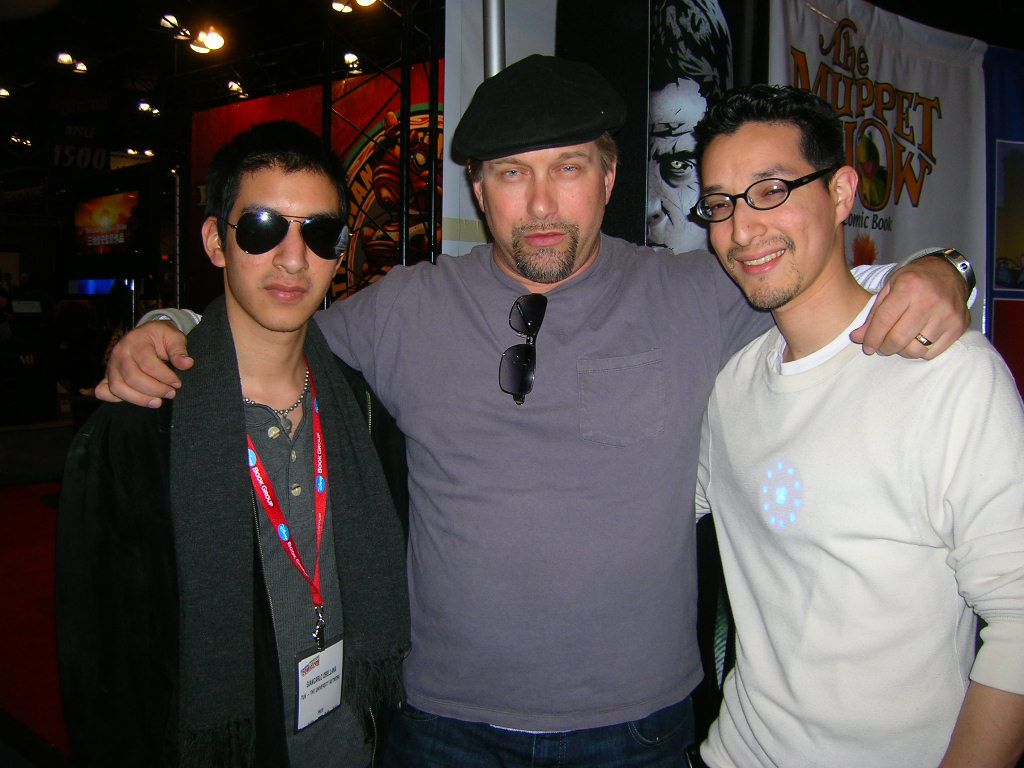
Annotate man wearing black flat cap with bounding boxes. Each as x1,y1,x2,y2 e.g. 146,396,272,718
100,54,973,766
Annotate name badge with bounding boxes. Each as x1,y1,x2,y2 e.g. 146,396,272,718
295,638,343,731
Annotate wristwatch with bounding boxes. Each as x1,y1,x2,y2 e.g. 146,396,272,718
932,247,976,294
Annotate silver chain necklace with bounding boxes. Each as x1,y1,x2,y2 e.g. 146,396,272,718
243,367,310,434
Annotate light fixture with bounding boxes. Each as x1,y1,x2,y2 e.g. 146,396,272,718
0,88,9,98
143,149,155,157
160,14,192,40
343,52,358,64
227,80,249,98
57,52,73,65
151,108,161,116
126,148,138,155
73,61,88,73
332,2,354,11
190,34,210,54
138,101,151,111
203,26,224,50
356,0,376,6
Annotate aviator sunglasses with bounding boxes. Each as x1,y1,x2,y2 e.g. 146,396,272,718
222,209,349,260
499,293,547,405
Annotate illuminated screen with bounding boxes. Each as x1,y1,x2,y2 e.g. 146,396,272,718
74,191,141,257
67,278,117,295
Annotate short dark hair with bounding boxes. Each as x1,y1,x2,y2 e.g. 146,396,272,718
693,84,846,179
205,120,348,241
650,0,733,103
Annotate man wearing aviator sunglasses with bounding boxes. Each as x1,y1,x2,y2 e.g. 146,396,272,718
222,208,349,262
100,57,974,767
692,85,1024,768
58,121,409,767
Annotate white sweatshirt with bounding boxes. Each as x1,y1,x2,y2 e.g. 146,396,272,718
697,304,1024,768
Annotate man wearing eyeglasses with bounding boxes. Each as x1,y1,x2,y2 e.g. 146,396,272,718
691,85,1024,768
97,57,974,766
57,121,409,767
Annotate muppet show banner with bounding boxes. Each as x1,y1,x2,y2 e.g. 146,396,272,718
189,62,443,307
768,0,987,330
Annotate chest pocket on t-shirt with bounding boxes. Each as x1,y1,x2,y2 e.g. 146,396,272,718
577,349,666,446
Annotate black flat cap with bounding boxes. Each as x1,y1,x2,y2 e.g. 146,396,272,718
451,54,627,163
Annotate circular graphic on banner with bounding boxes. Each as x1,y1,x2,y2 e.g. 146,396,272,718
855,122,890,211
335,110,443,299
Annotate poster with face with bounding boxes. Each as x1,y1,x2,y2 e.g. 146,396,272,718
648,0,733,252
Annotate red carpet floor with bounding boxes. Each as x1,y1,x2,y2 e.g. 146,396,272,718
0,482,70,757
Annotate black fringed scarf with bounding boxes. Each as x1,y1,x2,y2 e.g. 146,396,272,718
168,297,409,765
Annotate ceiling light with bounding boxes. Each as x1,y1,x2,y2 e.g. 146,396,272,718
190,38,210,54
332,2,353,11
228,80,243,92
57,52,73,65
73,61,88,73
356,0,376,6
160,14,191,40
343,52,358,64
126,148,138,155
144,150,154,157
0,88,9,98
138,101,151,111
204,27,224,50
151,108,160,116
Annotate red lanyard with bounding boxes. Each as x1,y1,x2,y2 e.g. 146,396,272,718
247,363,329,646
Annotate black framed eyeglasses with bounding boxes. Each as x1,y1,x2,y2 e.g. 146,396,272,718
691,165,840,223
499,293,547,405
221,209,349,260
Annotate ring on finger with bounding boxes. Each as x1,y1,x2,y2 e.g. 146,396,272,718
914,333,933,347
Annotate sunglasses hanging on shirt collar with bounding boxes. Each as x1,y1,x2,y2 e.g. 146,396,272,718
499,293,547,405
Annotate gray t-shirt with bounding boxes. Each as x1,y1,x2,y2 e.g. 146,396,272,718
317,234,770,731
247,394,369,766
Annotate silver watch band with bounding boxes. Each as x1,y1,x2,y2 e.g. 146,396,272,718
932,247,976,293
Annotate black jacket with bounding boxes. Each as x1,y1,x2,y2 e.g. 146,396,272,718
56,301,409,767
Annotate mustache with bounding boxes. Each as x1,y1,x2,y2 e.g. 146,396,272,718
726,235,794,263
511,221,578,238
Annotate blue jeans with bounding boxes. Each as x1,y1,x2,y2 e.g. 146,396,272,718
382,697,694,767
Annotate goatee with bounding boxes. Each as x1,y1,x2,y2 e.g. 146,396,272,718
510,222,581,284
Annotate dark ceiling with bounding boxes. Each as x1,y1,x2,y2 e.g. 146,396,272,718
870,0,1024,52
0,0,436,192
0,0,1018,197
